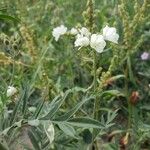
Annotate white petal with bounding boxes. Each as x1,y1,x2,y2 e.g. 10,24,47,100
74,34,90,47
52,25,67,41
79,27,91,37
103,25,119,44
7,86,17,97
103,25,109,36
90,34,106,53
70,28,78,35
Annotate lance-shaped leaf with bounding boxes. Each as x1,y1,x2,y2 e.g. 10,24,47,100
101,90,125,97
40,91,70,120
66,117,104,129
0,14,20,22
28,130,41,150
40,87,91,120
10,90,26,125
41,121,55,144
55,95,94,121
57,123,76,137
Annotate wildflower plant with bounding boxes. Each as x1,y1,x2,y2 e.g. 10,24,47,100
51,0,121,147
0,0,149,149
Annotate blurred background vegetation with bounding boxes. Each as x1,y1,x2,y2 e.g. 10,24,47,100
0,0,150,149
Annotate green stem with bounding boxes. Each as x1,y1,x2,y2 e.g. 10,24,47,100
9,56,15,85
92,50,100,147
126,56,132,129
93,51,98,119
85,0,100,147
86,0,98,120
93,52,97,92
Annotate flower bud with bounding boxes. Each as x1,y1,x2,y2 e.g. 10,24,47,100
120,133,129,150
130,91,139,105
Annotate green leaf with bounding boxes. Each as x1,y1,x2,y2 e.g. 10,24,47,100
40,90,72,120
72,87,87,93
55,96,94,121
127,56,136,86
101,90,125,97
33,100,45,119
28,119,40,127
28,130,41,150
58,123,76,137
42,121,55,144
0,7,7,12
140,105,150,111
10,90,25,125
0,14,20,22
0,137,9,150
108,74,125,81
82,129,92,144
105,110,118,128
40,95,67,120
66,117,104,129
22,84,30,116
0,143,8,150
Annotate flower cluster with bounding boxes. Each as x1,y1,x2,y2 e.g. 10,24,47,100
52,25,119,53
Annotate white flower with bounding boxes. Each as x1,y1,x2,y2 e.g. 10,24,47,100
103,25,119,44
7,86,17,97
90,34,106,53
79,27,91,37
74,34,90,47
70,28,78,35
52,25,67,41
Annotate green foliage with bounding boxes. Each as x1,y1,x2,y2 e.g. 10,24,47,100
0,0,149,149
